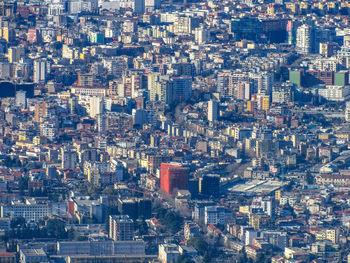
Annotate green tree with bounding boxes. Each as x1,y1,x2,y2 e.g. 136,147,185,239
46,219,67,239
176,255,194,263
188,238,208,256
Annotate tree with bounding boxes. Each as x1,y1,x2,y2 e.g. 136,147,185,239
46,219,67,239
10,217,26,229
188,238,208,256
137,218,148,236
176,255,194,263
305,171,314,184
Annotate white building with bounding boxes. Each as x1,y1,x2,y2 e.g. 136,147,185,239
57,240,145,256
90,96,104,118
345,101,350,121
15,90,27,108
1,199,66,222
145,0,160,12
40,121,58,141
296,24,312,54
33,59,48,84
204,206,226,225
318,85,350,101
158,244,179,263
100,0,145,13
194,27,209,44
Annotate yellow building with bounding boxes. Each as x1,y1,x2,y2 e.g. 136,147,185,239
247,100,254,112
275,190,281,201
239,206,250,214
1,27,15,42
261,96,270,111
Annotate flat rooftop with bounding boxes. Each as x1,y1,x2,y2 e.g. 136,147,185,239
228,180,285,195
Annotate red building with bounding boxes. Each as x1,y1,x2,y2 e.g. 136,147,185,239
160,163,188,195
27,29,41,44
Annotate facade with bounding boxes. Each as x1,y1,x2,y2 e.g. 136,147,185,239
160,163,189,195
207,100,218,122
109,215,134,241
57,241,145,256
33,59,47,84
296,24,312,54
158,244,179,263
272,82,295,104
204,206,226,225
318,85,350,101
171,77,192,102
61,146,78,169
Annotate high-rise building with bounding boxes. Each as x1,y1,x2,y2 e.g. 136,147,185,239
61,146,77,170
145,0,160,12
109,215,134,241
34,102,48,123
296,24,312,54
27,29,41,43
217,71,231,97
77,72,94,86
33,60,48,84
160,163,188,195
199,175,220,196
68,97,79,114
207,100,218,122
194,27,209,44
97,114,107,132
345,102,350,122
15,90,26,108
204,206,226,225
90,97,104,118
249,72,274,95
134,0,145,13
171,77,192,102
272,82,295,104
7,46,24,63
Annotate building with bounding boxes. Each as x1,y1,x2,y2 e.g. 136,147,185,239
199,174,220,196
296,24,312,54
118,198,151,220
184,223,200,240
90,97,104,118
318,85,350,101
1,200,52,222
77,72,94,86
0,252,15,263
15,90,27,108
33,59,48,84
207,100,218,122
61,146,78,169
171,77,192,102
345,101,350,122
160,163,189,195
34,102,48,123
27,29,41,44
20,248,47,263
272,82,295,104
57,241,145,256
109,215,134,241
204,206,226,225
71,86,108,97
158,244,179,263
194,27,209,44
145,0,160,11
